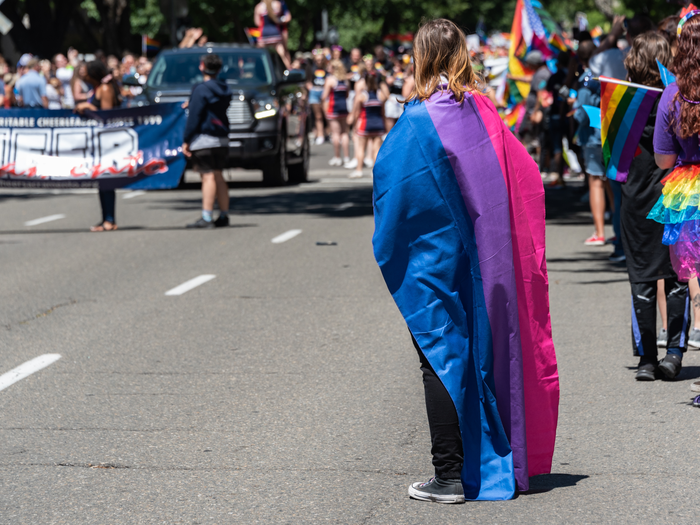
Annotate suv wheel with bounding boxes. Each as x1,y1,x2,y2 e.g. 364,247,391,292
262,135,288,186
288,134,309,183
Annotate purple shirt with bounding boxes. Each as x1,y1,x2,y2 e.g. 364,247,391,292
654,82,700,167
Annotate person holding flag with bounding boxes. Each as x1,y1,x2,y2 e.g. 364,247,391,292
649,11,700,382
372,18,559,502
616,32,688,381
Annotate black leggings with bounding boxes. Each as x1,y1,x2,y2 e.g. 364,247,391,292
631,278,689,364
411,335,463,480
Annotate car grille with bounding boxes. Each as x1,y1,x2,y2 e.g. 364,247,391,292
227,100,253,126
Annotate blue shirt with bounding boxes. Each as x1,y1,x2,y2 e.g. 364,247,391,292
17,70,46,107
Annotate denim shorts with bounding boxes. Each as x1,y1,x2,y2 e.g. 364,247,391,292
309,88,322,105
583,145,605,177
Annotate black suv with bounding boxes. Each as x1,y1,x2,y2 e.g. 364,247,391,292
126,44,309,185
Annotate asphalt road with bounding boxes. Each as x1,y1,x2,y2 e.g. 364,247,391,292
1,143,699,524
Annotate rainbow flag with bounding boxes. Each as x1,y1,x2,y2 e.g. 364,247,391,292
600,76,663,182
549,33,568,52
373,90,559,499
141,35,160,55
245,27,260,45
507,0,535,100
503,101,526,131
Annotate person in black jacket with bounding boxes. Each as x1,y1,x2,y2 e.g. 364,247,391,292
182,53,232,228
621,33,689,381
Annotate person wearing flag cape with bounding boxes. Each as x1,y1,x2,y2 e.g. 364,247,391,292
372,18,560,503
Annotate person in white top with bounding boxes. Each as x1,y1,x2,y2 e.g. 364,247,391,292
53,54,74,108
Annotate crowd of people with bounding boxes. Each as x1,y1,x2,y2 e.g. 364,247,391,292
501,10,700,387
287,45,413,178
0,48,153,110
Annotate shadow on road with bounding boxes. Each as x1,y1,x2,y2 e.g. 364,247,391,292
517,473,589,496
0,224,259,235
544,184,591,226
153,186,374,218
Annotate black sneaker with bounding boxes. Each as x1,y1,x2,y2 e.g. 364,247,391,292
186,218,215,229
408,477,465,504
658,354,682,379
214,214,229,228
635,362,658,381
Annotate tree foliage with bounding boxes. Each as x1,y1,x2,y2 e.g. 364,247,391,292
0,0,689,58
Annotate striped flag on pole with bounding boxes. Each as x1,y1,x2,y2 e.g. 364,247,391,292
600,76,663,182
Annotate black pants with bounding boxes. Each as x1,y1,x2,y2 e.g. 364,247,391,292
631,278,689,364
412,335,463,480
99,190,116,223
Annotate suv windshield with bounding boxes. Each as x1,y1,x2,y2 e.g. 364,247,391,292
148,50,273,88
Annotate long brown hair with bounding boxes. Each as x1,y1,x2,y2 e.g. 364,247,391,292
407,18,477,104
671,14,700,138
263,0,279,24
624,31,671,89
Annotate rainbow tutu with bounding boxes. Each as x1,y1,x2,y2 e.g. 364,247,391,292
648,164,700,280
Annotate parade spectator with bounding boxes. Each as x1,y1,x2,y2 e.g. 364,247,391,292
373,18,558,503
182,53,232,229
45,77,63,109
121,53,136,76
544,50,572,187
16,58,47,108
658,15,681,57
617,32,687,381
650,10,700,384
54,53,74,108
574,41,607,246
71,62,91,106
322,59,350,166
514,51,550,147
589,16,628,80
39,59,52,82
75,60,121,232
308,50,327,145
347,70,387,178
254,0,292,68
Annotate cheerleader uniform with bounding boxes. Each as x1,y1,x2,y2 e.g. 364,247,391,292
309,68,326,105
326,79,348,120
356,90,385,137
649,82,700,281
258,1,289,45
385,72,404,120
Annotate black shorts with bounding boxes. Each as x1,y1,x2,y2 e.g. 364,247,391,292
191,147,228,173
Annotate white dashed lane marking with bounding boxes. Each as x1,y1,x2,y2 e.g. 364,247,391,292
122,190,146,199
165,275,217,296
0,354,62,392
271,229,302,244
24,214,66,226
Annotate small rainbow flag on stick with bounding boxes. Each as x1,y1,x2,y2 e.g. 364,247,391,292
142,35,160,56
600,76,663,182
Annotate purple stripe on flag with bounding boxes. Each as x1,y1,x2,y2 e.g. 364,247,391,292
607,89,659,182
424,91,528,489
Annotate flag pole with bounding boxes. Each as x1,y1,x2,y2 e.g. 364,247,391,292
593,76,664,93
142,34,146,57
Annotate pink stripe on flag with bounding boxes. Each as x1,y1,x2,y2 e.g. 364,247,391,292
472,93,560,478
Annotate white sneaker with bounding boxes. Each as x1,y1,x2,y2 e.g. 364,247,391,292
348,170,363,178
329,157,342,166
343,158,358,169
314,137,324,145
364,158,373,168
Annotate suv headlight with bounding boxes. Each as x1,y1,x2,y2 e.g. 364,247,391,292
252,97,278,119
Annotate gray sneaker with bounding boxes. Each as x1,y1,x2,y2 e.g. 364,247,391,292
657,328,668,347
408,477,465,504
689,328,700,350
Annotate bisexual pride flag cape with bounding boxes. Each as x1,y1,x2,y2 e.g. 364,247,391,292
372,89,560,500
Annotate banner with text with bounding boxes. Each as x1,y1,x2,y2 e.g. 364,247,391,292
0,103,186,190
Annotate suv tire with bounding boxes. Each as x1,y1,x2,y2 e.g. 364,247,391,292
262,134,288,186
288,134,309,183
